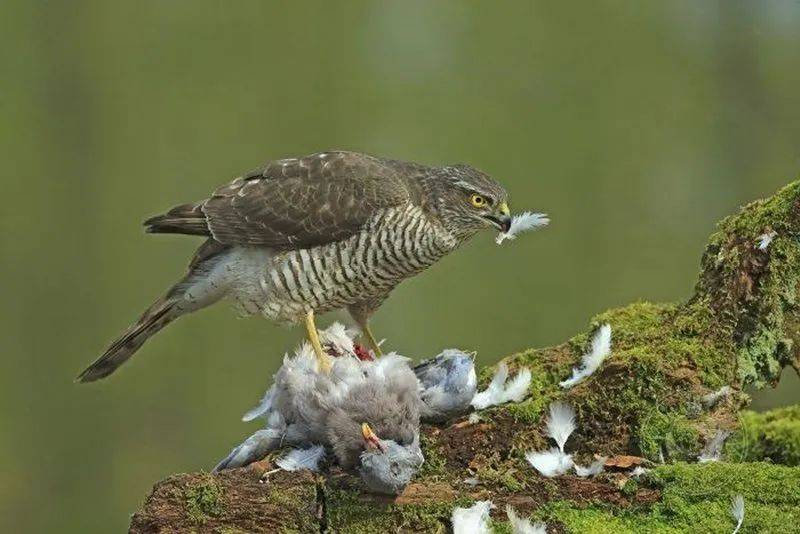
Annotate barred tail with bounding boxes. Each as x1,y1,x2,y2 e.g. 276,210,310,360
76,292,183,383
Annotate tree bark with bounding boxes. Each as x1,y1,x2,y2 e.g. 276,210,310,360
130,180,800,533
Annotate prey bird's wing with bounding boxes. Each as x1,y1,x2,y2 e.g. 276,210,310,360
152,151,411,250
413,354,451,389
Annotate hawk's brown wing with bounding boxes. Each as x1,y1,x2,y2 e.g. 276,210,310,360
146,151,411,250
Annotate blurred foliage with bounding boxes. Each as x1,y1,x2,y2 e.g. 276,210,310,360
1,1,799,532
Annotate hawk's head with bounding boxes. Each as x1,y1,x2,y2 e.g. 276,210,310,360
432,164,511,237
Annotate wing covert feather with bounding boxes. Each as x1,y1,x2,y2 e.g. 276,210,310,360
202,152,409,249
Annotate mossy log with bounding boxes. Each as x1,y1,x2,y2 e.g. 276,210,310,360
130,181,800,533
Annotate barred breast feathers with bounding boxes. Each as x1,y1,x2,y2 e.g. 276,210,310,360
251,206,457,323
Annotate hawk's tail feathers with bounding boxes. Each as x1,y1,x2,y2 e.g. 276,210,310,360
144,203,210,236
76,294,182,383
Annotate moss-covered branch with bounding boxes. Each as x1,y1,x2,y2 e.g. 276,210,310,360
130,180,800,533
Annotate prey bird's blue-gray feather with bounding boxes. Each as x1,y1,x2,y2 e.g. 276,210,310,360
414,349,477,422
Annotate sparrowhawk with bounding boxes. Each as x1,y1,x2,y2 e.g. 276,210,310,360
78,151,511,382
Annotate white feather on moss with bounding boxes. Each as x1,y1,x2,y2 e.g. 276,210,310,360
452,500,493,534
757,231,777,251
560,324,612,389
631,466,649,478
503,367,532,403
471,362,531,410
275,444,326,472
545,402,576,453
506,505,547,534
495,212,549,244
731,494,745,534
574,457,606,478
525,448,574,478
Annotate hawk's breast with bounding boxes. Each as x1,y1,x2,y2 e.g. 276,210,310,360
254,205,457,322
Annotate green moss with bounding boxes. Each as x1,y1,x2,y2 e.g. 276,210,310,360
418,432,448,478
620,478,638,497
325,486,469,532
727,405,800,465
697,180,800,387
264,485,308,509
528,463,800,533
561,302,719,459
475,464,525,492
479,300,734,460
184,474,224,524
638,411,699,461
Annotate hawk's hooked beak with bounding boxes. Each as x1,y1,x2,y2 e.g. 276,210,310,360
484,202,512,232
362,423,386,452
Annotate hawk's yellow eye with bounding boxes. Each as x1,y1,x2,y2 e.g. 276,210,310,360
470,194,487,208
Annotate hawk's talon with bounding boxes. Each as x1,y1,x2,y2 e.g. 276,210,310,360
305,309,332,373
363,324,383,357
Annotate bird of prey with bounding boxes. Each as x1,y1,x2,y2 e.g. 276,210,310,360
215,324,424,495
414,349,477,422
78,150,511,382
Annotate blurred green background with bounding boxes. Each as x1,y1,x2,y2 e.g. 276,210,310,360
2,1,800,531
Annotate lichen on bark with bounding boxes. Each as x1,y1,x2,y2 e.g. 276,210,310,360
129,179,800,533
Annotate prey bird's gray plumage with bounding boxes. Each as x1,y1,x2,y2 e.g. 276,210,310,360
215,325,424,495
78,151,511,382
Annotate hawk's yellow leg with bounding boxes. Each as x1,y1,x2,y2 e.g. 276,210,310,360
363,323,383,357
305,309,332,373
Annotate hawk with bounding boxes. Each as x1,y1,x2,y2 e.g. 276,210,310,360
78,151,511,382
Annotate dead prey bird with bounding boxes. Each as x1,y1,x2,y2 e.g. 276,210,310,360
78,151,516,382
215,326,424,495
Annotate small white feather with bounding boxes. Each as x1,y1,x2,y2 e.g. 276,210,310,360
275,444,326,472
468,413,482,424
560,324,612,389
631,466,649,478
496,212,550,244
525,448,574,478
545,402,576,453
731,494,745,534
319,321,358,356
471,363,532,410
502,367,532,403
756,231,777,251
471,362,508,409
452,500,493,534
574,457,606,477
506,505,547,534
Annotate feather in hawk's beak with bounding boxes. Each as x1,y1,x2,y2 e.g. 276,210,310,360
361,423,385,452
485,202,512,232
